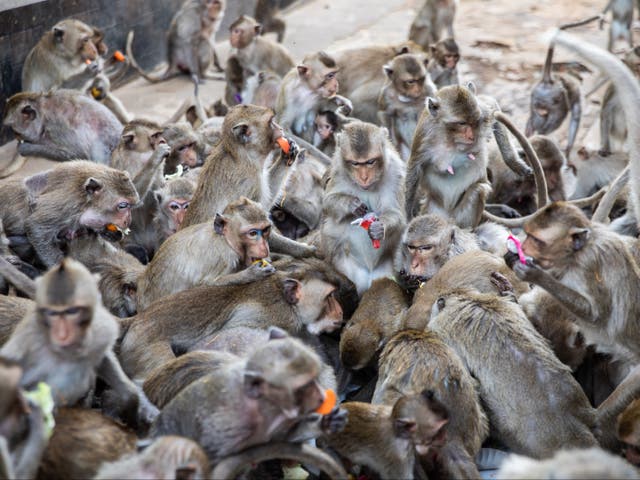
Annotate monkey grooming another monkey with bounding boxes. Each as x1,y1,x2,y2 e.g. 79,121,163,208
408,0,458,50
320,121,406,294
3,90,122,164
378,53,436,159
325,390,449,480
0,259,156,430
151,330,347,464
525,43,581,158
427,38,460,88
126,0,225,85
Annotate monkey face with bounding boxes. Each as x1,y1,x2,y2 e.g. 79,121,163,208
443,52,459,69
239,223,271,266
165,199,190,234
3,96,44,143
315,116,334,140
526,81,569,136
398,76,427,100
318,70,339,98
38,305,92,350
404,241,442,281
205,0,223,21
176,142,199,168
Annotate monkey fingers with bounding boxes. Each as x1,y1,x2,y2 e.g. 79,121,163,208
320,406,348,434
351,199,369,217
490,271,514,297
368,221,385,241
512,258,544,283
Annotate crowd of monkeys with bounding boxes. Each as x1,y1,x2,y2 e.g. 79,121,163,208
3,0,640,478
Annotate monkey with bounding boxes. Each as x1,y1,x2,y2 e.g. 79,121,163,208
21,19,101,92
136,196,277,311
110,120,171,263
497,447,639,479
270,151,327,240
394,213,479,292
599,47,640,156
126,0,225,85
254,0,286,43
405,83,494,227
427,37,460,88
570,147,628,200
408,0,457,50
119,260,351,381
222,55,246,109
0,259,157,431
150,329,347,464
371,330,489,479
404,250,529,331
323,391,449,480
339,278,412,371
95,435,210,480
488,135,570,215
161,122,208,175
313,109,339,157
618,398,640,466
275,51,344,143
519,288,588,371
63,232,145,318
602,0,634,51
505,202,640,370
332,41,424,124
182,104,281,226
240,70,282,111
227,15,294,105
429,288,598,458
85,73,131,124
152,177,196,246
36,408,138,480
525,44,581,159
378,53,436,159
0,160,138,268
320,121,406,294
3,90,122,164
0,357,48,480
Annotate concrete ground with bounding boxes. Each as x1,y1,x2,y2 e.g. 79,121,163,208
0,0,621,180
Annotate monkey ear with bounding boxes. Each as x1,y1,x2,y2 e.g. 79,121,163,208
84,177,102,195
297,65,310,77
393,418,417,439
244,372,266,399
569,227,590,251
185,106,198,127
232,123,251,144
21,105,36,122
466,82,477,94
254,23,262,35
213,213,227,235
122,134,135,146
268,326,288,340
24,171,49,196
52,26,65,42
383,65,394,79
399,45,410,55
430,45,437,57
427,97,439,117
258,71,266,83
577,146,588,160
283,278,302,305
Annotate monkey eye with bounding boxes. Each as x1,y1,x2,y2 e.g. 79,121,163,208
325,72,336,80
169,202,181,211
183,203,190,209
117,202,131,211
364,159,376,166
65,307,80,315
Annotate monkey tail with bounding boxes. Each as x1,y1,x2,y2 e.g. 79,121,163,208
0,150,26,179
288,133,333,166
591,166,629,223
0,256,36,299
125,31,171,84
211,443,348,479
553,29,640,233
493,111,550,207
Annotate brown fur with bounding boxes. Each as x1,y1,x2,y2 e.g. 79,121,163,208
372,329,488,478
408,0,457,49
427,38,460,88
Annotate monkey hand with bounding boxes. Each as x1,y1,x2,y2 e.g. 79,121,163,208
512,258,544,283
156,142,171,160
351,198,369,217
84,61,101,77
490,271,514,297
398,269,426,291
321,406,348,434
368,220,385,241
248,259,277,277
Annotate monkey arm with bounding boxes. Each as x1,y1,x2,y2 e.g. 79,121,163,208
453,181,491,229
59,64,100,90
596,364,640,449
0,256,36,299
565,97,582,158
512,262,595,321
17,142,76,162
404,161,423,219
268,231,316,258
0,437,14,480
13,405,47,480
102,93,131,124
132,143,170,198
24,215,63,269
98,350,159,430
323,192,366,223
213,262,276,286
